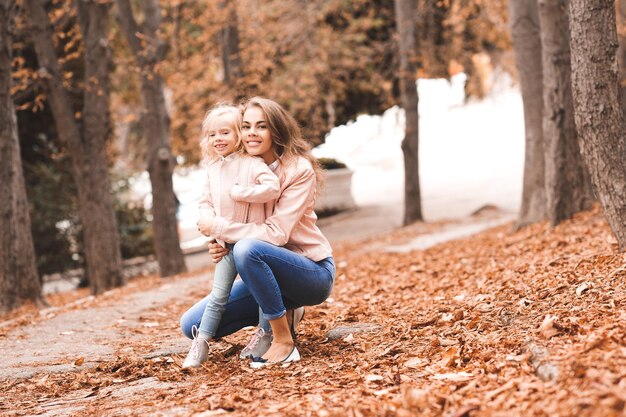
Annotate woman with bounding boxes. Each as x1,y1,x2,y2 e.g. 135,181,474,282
180,97,335,367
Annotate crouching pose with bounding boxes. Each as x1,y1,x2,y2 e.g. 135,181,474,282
181,97,335,368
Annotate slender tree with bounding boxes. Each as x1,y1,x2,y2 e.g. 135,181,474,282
538,0,593,225
116,0,187,277
618,0,626,117
509,0,546,228
219,0,243,89
394,0,423,225
24,0,124,294
569,0,626,250
0,0,43,311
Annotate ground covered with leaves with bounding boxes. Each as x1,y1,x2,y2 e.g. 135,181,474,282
1,206,625,416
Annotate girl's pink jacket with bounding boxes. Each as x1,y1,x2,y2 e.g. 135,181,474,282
209,155,333,262
200,153,280,247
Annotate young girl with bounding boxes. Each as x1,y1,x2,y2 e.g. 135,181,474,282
182,103,280,369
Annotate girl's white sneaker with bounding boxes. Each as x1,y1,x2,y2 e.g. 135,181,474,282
239,328,272,359
182,327,210,369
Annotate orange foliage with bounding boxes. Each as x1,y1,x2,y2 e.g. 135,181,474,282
14,0,512,168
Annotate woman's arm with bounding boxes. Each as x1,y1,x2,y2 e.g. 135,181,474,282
209,166,315,245
230,161,280,204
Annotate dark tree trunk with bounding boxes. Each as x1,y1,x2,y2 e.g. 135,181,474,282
538,0,593,226
509,0,546,228
24,0,124,294
394,0,423,225
617,0,626,117
569,0,626,250
116,0,187,277
0,0,43,312
220,0,243,88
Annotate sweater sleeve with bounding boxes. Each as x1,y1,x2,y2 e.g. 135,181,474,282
211,165,315,246
229,160,280,204
198,171,216,218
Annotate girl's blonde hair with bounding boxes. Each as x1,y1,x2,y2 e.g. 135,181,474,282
199,103,243,163
242,97,324,190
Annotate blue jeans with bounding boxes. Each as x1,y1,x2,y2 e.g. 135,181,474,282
198,244,237,338
180,239,335,339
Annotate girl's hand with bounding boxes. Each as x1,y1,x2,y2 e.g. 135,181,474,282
197,216,214,236
208,240,229,263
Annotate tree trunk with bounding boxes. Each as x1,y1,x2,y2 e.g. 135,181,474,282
116,0,187,277
509,0,546,228
220,0,243,88
569,0,626,250
618,0,626,118
0,0,43,312
24,0,124,294
538,0,593,226
394,0,423,225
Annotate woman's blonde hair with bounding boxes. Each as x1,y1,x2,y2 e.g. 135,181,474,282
199,103,243,163
242,97,324,190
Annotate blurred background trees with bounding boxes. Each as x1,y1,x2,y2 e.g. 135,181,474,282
2,0,624,310
23,0,124,295
116,0,186,277
1,0,42,312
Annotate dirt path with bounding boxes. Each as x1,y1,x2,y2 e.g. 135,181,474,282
1,207,510,383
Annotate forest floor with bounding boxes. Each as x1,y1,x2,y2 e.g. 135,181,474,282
1,205,625,417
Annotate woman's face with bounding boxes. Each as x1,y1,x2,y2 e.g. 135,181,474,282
242,106,275,164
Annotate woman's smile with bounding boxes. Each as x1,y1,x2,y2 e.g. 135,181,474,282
242,106,274,163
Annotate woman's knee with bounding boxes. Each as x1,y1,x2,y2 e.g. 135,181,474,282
233,238,263,265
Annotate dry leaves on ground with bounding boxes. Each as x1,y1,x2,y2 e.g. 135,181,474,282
1,206,625,417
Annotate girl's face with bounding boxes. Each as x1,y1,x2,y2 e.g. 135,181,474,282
242,106,274,164
208,117,238,157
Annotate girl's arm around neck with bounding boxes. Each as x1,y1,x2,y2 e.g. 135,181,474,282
229,158,280,204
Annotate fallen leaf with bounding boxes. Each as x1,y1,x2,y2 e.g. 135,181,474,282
505,353,527,362
576,282,592,296
73,356,84,366
35,374,49,387
439,337,458,346
404,357,425,369
365,374,384,383
440,346,459,368
412,315,438,327
466,316,480,329
432,372,474,382
539,315,560,338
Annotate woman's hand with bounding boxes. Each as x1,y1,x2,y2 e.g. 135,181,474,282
208,240,229,263
197,216,214,236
